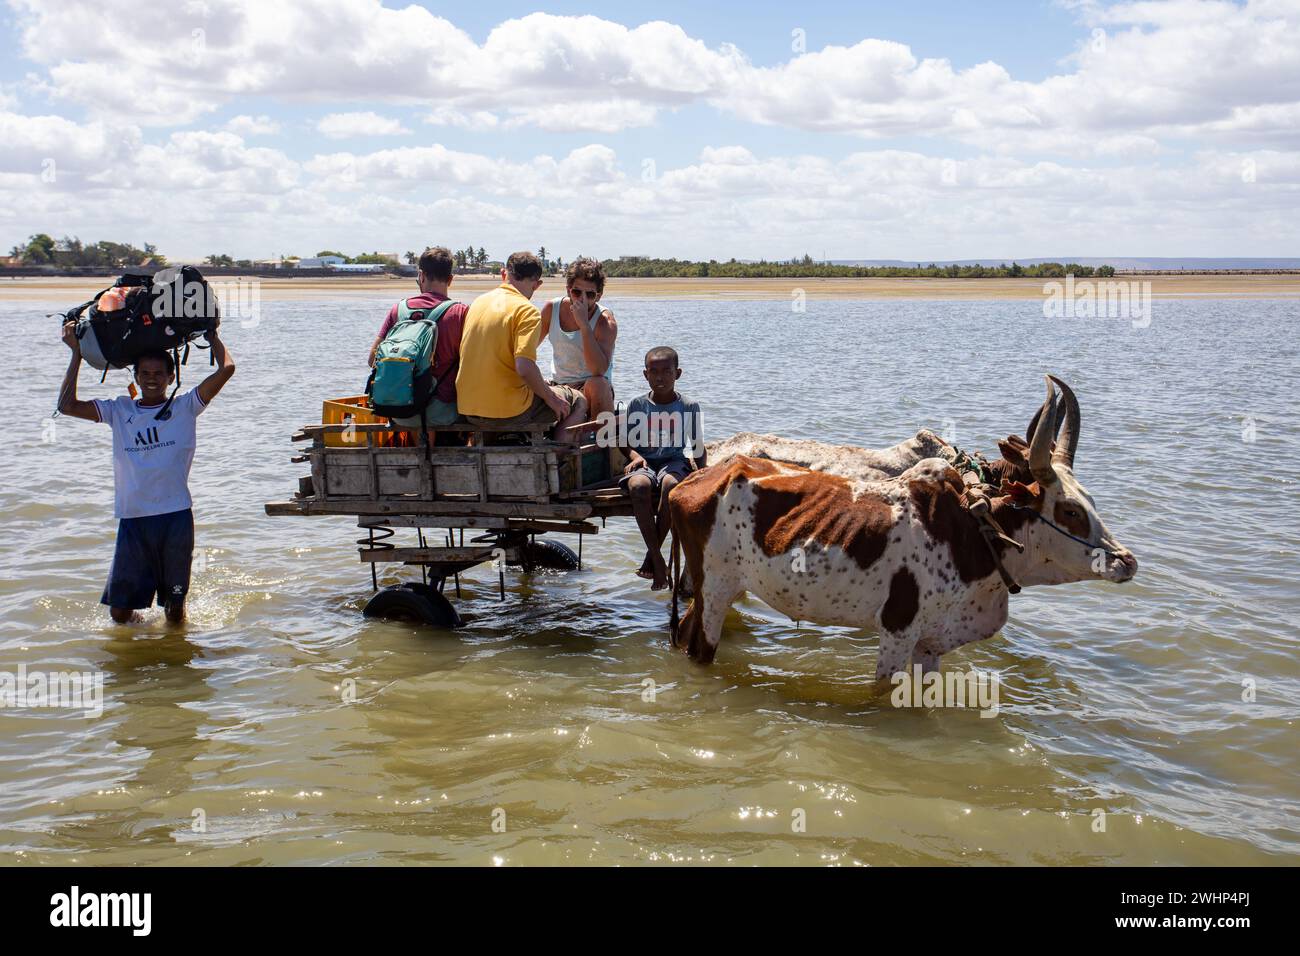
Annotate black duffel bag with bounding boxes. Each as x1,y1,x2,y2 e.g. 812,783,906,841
64,265,220,371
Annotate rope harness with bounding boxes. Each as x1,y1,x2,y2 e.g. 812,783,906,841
945,446,1023,593
948,445,1122,594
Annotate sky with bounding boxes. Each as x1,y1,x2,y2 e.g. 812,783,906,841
1,0,1298,262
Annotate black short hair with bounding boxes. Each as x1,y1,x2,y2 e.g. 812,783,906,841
644,346,679,368
134,350,175,375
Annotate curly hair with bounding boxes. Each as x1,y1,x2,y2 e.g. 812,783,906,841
565,256,606,295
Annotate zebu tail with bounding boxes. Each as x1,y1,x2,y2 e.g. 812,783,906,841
668,517,682,645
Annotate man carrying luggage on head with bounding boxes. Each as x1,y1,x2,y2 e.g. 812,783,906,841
57,320,236,624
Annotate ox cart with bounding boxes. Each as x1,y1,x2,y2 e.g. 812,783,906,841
264,421,631,625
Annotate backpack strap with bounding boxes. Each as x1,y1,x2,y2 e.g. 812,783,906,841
153,344,183,421
426,299,457,325
395,298,458,325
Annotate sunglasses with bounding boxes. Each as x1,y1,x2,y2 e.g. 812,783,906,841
569,288,598,299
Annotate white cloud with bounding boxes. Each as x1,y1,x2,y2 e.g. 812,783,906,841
224,114,280,136
699,146,757,166
11,0,1300,150
302,143,623,199
131,130,299,193
503,99,659,133
3,2,1299,260
0,110,140,176
3,138,1296,260
316,111,411,139
424,108,501,132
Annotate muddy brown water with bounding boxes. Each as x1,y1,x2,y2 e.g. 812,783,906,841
1,293,1296,864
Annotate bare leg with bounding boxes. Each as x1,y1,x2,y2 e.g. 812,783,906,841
555,395,589,443
109,607,140,624
627,474,662,586
582,376,614,421
650,473,680,589
164,598,186,624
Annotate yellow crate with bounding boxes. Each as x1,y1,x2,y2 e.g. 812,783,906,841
321,396,391,447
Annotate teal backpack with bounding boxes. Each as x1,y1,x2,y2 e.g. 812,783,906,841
367,299,456,421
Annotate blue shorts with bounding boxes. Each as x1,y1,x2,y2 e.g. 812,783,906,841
619,458,692,495
101,508,194,610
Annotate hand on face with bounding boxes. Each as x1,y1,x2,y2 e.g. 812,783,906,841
571,294,589,322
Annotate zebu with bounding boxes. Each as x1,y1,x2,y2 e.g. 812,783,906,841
668,376,1138,677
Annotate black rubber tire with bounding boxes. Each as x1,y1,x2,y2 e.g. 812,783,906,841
515,539,580,571
363,582,461,628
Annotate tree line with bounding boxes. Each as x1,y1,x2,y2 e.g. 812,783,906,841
8,233,167,268
599,256,1118,279
8,234,1119,280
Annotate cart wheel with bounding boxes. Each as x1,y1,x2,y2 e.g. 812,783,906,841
363,582,462,628
515,539,580,571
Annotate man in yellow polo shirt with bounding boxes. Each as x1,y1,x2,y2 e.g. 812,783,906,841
456,251,588,440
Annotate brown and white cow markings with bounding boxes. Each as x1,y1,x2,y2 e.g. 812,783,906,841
880,567,920,632
670,455,1047,676
906,470,1035,584
670,457,932,667
670,376,1139,682
750,473,894,569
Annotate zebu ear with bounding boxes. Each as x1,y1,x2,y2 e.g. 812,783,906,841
1000,479,1041,503
997,436,1029,466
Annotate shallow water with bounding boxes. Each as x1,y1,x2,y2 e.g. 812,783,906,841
1,293,1296,865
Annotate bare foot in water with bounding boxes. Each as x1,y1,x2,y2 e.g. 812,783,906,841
636,552,657,581
649,554,670,591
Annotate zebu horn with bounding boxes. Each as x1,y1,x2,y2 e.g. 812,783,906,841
1028,377,1059,486
1047,374,1080,469
1025,388,1065,445
1025,402,1044,445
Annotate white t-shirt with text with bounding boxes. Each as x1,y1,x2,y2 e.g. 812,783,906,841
93,390,207,519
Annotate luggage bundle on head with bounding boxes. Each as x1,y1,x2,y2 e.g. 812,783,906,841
366,298,455,421
64,265,221,371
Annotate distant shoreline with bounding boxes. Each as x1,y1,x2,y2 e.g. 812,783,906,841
4,273,1299,301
